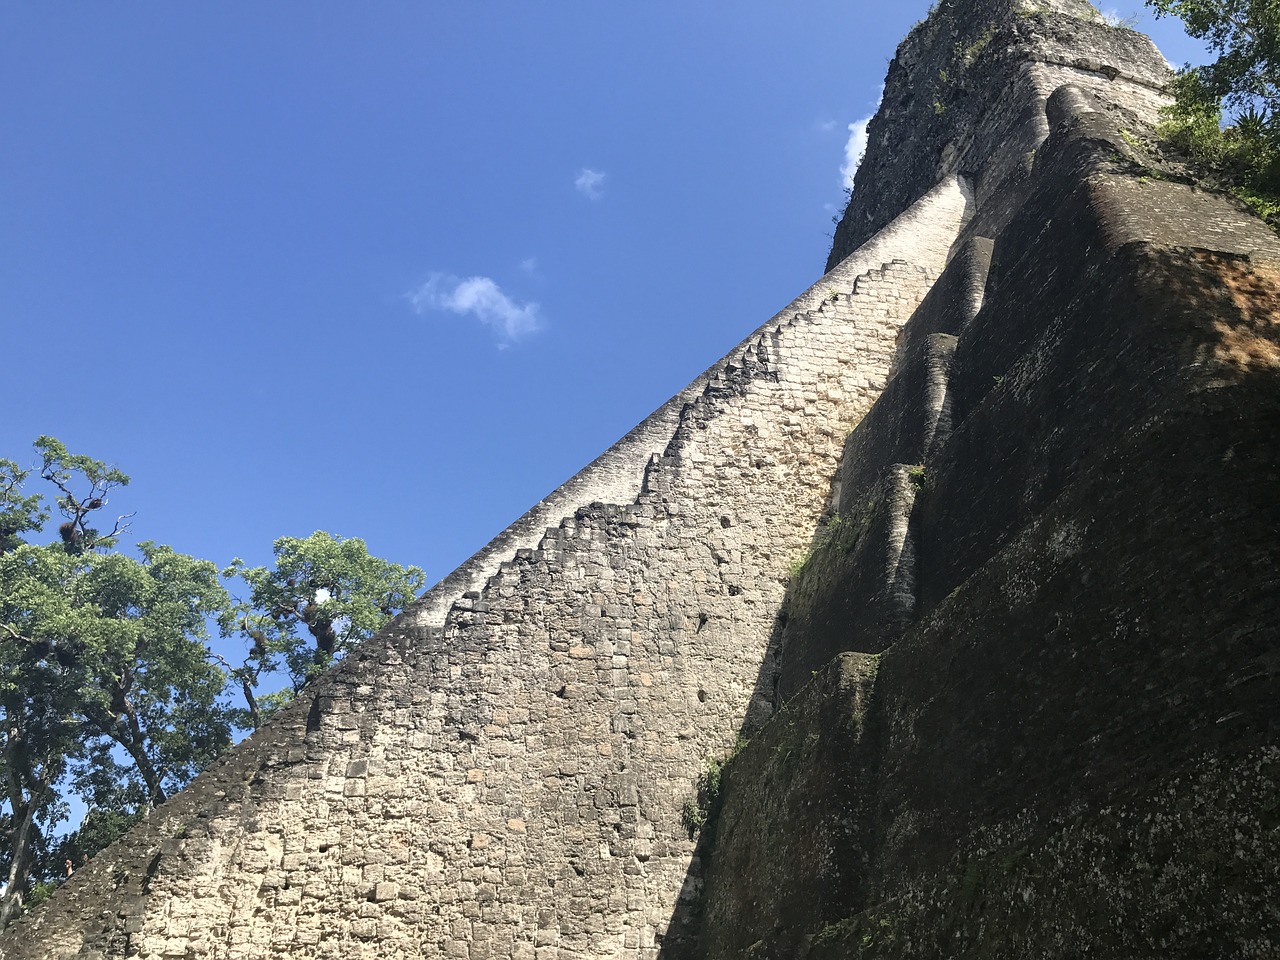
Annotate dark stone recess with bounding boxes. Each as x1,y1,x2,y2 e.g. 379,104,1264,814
698,246,1280,956
695,653,881,960
776,466,916,703
875,373,1280,885
890,235,991,366
918,106,1280,616
837,333,956,516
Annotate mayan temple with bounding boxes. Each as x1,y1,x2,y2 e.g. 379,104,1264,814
6,0,1279,957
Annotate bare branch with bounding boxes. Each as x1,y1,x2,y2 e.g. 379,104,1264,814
0,623,33,645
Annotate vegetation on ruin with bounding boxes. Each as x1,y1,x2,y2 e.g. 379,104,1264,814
1146,0,1280,223
680,736,748,838
0,438,423,929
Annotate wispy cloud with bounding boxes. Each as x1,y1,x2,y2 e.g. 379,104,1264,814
519,257,538,276
409,273,542,345
574,168,606,200
818,119,839,133
840,88,884,192
840,117,872,190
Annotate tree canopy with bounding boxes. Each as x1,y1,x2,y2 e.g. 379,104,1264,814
0,438,425,929
223,532,425,727
1149,0,1279,117
1147,0,1280,217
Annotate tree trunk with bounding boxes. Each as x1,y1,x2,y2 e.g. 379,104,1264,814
0,796,38,930
306,611,339,663
116,704,166,807
239,675,261,730
0,744,53,934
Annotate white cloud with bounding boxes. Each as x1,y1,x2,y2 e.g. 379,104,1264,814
840,87,884,193
840,117,872,190
818,119,839,133
519,257,538,276
409,273,542,345
574,168,606,200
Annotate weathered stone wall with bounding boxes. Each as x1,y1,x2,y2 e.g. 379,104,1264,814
694,63,1280,960
696,653,881,960
0,175,967,959
827,0,1170,270
415,177,971,627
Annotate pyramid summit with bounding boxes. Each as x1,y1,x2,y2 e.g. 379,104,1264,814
6,2,1279,958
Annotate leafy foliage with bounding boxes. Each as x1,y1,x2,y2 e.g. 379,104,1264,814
1148,0,1279,117
0,461,46,555
225,532,425,719
0,438,424,927
70,544,232,807
34,436,133,555
681,736,749,838
0,543,83,929
0,443,232,927
1147,0,1280,222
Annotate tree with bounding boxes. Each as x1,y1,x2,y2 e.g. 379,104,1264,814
0,460,46,556
33,436,133,556
0,543,90,928
0,439,425,927
1148,0,1279,120
225,532,425,725
71,544,231,808
1147,0,1280,213
0,440,231,928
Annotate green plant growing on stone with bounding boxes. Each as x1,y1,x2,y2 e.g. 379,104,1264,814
786,551,812,580
812,912,898,951
680,797,706,834
816,511,861,556
1097,6,1141,30
823,511,843,537
962,24,998,66
785,508,876,609
1146,0,1280,225
908,466,928,489
1233,181,1280,219
827,288,841,302
680,736,748,838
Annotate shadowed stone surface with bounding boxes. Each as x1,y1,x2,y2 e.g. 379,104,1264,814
693,34,1280,960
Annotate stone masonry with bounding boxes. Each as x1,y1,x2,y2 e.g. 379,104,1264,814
2,174,966,960
7,0,1273,957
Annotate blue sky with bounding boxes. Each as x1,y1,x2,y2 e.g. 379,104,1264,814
2,2,1206,635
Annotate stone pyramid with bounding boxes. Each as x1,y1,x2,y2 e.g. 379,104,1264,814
7,0,1279,957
